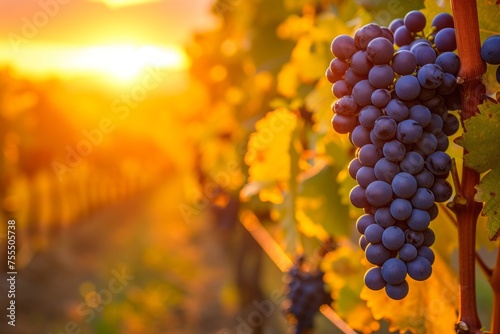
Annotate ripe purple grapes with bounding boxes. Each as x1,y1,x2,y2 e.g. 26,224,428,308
326,11,459,300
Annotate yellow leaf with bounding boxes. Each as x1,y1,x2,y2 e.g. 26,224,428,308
243,109,298,203
277,63,299,98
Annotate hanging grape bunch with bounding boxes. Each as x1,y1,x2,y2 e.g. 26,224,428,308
326,11,460,300
480,34,500,84
283,256,333,334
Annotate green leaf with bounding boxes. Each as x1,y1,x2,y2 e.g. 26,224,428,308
476,170,500,240
458,101,500,240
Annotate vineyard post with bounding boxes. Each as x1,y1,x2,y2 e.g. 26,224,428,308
449,0,486,332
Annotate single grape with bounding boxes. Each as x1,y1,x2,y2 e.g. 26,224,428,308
354,23,384,50
408,105,432,128
330,58,350,76
350,185,369,208
365,180,393,207
351,51,374,76
352,80,376,106
436,52,460,75
400,151,425,174
399,243,418,262
348,158,362,179
344,67,365,86
437,73,457,95
358,144,383,167
367,37,394,64
356,166,378,188
394,26,413,47
385,99,409,122
383,139,406,162
351,125,372,147
385,280,409,300
395,75,421,101
374,158,400,183
392,172,418,199
411,42,437,66
418,64,445,89
427,203,439,221
397,119,423,144
407,256,432,281
375,207,396,228
359,235,369,250
432,13,454,31
418,246,435,265
381,258,407,285
333,95,358,116
426,151,451,176
382,226,406,251
435,28,457,52
443,113,460,136
404,10,426,33
382,27,394,44
413,132,438,157
365,243,392,265
365,223,385,244
365,267,386,290
480,35,500,65
405,229,425,248
407,208,431,231
371,89,392,108
373,116,397,141
414,168,435,188
435,131,450,152
356,214,375,234
390,198,413,221
389,18,404,33
331,114,357,134
368,65,395,88
359,105,383,129
331,35,357,60
332,80,352,98
422,228,436,247
411,188,435,210
392,50,417,75
431,178,453,202
425,114,444,135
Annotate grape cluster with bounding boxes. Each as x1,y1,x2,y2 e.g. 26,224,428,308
480,35,500,84
326,11,460,300
283,259,333,334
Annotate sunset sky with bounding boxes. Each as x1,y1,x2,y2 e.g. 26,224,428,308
0,0,218,79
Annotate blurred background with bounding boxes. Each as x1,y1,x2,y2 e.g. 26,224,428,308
0,0,497,333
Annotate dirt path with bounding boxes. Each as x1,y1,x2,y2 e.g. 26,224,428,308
0,178,239,334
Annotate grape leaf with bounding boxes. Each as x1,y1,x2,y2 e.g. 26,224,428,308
242,108,298,204
321,245,380,333
297,161,350,237
457,101,500,240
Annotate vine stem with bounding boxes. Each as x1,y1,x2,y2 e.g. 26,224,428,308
491,247,500,334
450,0,486,332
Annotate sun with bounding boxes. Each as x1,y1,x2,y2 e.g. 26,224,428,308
72,45,189,81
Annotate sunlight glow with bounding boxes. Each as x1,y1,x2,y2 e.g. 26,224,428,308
0,44,190,82
71,45,189,80
90,0,161,8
